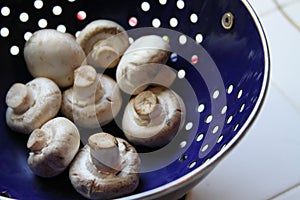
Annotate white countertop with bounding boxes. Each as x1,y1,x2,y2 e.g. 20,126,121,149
190,0,300,199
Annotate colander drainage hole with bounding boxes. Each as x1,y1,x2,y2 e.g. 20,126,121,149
179,154,188,162
188,161,197,169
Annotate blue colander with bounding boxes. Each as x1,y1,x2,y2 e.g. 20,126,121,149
0,0,270,199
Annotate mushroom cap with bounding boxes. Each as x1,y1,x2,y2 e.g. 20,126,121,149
69,136,140,200
27,117,80,177
6,77,62,134
61,73,122,128
76,19,129,69
24,29,86,88
122,86,186,148
116,35,174,95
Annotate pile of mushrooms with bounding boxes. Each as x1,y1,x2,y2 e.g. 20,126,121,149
4,18,187,199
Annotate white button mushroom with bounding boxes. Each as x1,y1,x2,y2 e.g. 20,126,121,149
27,117,80,177
122,86,186,148
61,65,122,128
24,29,86,88
6,77,62,134
76,19,129,69
69,132,140,199
116,35,176,95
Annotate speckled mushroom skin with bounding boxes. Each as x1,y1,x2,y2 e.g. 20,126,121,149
6,77,62,134
69,137,140,200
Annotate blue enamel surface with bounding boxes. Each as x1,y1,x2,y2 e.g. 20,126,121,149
0,0,268,199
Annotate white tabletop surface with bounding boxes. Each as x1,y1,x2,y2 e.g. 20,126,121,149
190,0,300,199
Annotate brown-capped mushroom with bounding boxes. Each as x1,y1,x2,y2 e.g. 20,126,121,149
27,117,80,177
24,29,86,88
69,132,140,200
61,65,122,128
76,19,129,69
6,77,62,134
122,86,186,148
116,35,176,95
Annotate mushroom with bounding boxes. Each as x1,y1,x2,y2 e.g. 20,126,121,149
122,86,186,148
69,132,140,200
116,35,176,95
61,65,122,128
27,117,80,177
76,19,129,69
6,77,62,134
24,29,86,88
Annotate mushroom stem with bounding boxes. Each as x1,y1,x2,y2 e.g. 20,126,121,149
6,83,35,114
27,129,48,152
134,91,162,121
73,65,103,104
88,132,120,173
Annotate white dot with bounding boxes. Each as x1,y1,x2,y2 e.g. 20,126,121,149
0,27,9,37
227,84,234,94
178,69,186,79
24,32,32,41
185,122,193,131
237,89,243,99
128,17,138,27
128,37,134,44
159,0,167,5
77,11,87,21
240,103,245,112
38,19,48,28
53,6,62,15
213,90,220,99
206,115,213,123
227,116,233,124
75,31,81,38
212,126,219,134
196,134,204,142
179,35,187,45
195,33,203,43
191,55,199,64
34,0,44,9
19,12,29,22
188,161,197,169
141,2,150,12
1,6,10,16
180,141,187,148
152,18,161,28
68,0,76,2
198,104,205,113
170,17,178,27
10,46,20,56
190,13,198,23
57,24,66,33
217,135,223,143
234,124,239,131
162,35,170,42
221,106,227,114
176,0,185,9
201,144,209,152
